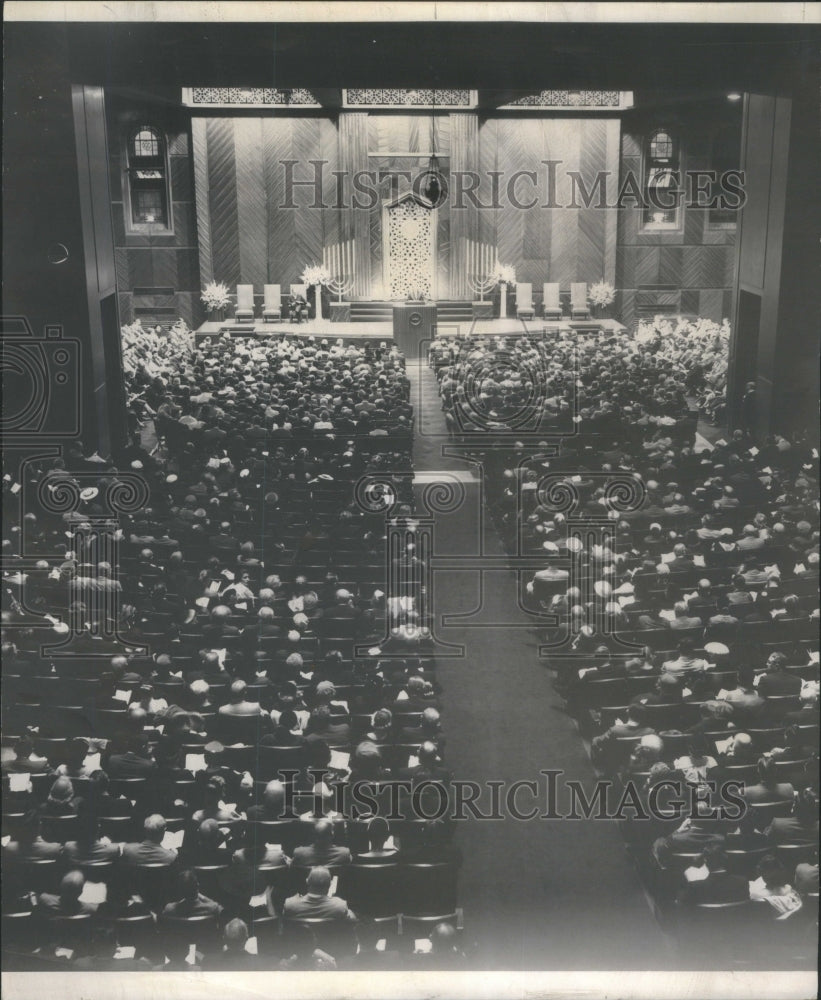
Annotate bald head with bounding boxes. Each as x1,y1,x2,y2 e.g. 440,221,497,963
430,921,457,952
313,818,334,845
143,814,167,843
306,866,332,895
262,780,286,813
60,870,85,901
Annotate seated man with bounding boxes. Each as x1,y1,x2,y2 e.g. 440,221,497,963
411,921,468,969
161,868,223,919
62,801,121,865
652,799,728,869
716,666,765,722
121,814,179,867
283,865,357,922
676,844,750,906
591,705,656,761
661,639,710,679
218,679,268,717
715,732,758,767
38,869,97,916
246,779,290,822
668,601,704,631
742,757,795,806
749,854,804,920
292,818,352,869
204,918,259,970
757,652,803,698
179,818,232,867
764,789,819,845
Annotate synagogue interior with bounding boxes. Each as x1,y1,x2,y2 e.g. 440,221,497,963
1,14,819,974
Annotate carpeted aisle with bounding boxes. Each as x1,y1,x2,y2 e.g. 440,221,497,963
406,359,668,970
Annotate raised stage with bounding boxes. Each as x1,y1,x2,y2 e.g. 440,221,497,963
193,316,627,343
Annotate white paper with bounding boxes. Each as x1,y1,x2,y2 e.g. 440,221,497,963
329,875,338,896
161,829,185,850
375,938,387,952
79,880,107,905
185,753,207,773
83,752,101,771
407,755,420,768
693,555,706,567
113,689,132,704
414,938,433,954
113,946,136,960
329,749,350,771
8,772,32,792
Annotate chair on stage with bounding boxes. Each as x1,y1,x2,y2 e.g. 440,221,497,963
516,282,535,319
542,282,563,319
235,284,256,322
570,282,591,319
262,284,282,322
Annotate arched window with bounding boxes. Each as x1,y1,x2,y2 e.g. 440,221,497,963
642,128,681,228
125,125,171,230
709,123,741,226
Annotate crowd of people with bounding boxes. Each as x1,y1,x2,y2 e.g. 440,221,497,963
1,331,469,970
433,328,819,965
1,318,817,970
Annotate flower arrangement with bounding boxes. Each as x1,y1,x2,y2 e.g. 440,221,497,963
492,263,517,286
635,314,731,345
588,280,616,309
201,281,232,312
120,316,194,375
404,283,428,302
300,264,331,287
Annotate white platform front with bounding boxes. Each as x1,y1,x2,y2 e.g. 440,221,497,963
194,317,627,341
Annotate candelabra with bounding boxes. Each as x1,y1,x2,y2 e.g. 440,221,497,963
468,271,496,302
327,273,355,302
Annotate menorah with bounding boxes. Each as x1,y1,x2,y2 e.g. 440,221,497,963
327,272,355,302
468,270,496,302
327,272,355,324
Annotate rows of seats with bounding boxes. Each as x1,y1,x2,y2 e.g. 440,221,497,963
2,333,468,971
434,328,819,968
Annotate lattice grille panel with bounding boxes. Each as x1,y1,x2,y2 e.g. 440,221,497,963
345,89,473,108
185,88,319,106
503,90,626,108
386,199,436,299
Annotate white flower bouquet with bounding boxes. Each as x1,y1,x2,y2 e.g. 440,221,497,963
492,263,517,286
300,264,332,287
201,281,232,311
588,280,616,309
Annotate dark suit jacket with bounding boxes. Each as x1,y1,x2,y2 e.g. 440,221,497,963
283,891,355,921
292,843,352,868
120,839,178,866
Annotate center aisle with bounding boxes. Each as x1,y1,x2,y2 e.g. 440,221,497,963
405,359,668,969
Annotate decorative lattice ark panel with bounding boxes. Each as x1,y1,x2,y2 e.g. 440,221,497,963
385,198,436,300
183,88,320,106
345,89,475,108
501,90,631,108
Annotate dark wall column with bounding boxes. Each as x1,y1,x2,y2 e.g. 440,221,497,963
730,92,820,438
72,84,127,457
